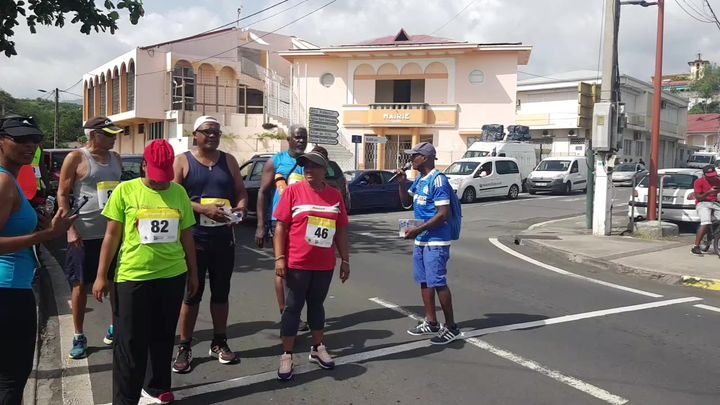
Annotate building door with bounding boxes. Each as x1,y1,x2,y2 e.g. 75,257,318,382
364,139,377,170
384,135,413,170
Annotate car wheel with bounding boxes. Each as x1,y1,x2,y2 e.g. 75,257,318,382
521,179,528,193
461,187,476,203
564,181,572,195
528,189,537,195
507,184,519,200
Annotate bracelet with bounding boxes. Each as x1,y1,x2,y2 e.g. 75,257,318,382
341,259,350,265
275,255,286,261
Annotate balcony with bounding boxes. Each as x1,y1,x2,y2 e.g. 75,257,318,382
343,103,458,127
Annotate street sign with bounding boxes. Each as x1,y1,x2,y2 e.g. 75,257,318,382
309,107,339,118
309,115,339,126
365,136,388,144
351,135,362,144
309,136,339,145
309,129,338,138
309,122,339,132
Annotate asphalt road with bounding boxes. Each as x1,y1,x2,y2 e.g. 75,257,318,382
39,187,720,404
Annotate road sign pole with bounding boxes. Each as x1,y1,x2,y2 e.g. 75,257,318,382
354,143,359,170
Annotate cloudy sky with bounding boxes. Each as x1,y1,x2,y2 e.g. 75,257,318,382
1,0,720,101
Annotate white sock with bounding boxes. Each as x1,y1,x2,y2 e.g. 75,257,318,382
74,333,84,339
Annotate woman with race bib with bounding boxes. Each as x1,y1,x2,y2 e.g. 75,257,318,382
93,140,198,405
273,148,350,381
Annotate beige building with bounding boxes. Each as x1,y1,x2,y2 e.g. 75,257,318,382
279,29,532,170
81,28,305,159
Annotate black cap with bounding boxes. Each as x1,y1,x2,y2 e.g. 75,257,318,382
703,165,717,174
297,150,329,168
0,115,43,137
83,116,123,135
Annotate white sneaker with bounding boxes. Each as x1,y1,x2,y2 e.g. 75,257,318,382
309,344,335,369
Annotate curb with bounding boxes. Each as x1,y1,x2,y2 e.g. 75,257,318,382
516,237,685,286
24,250,51,405
680,276,720,291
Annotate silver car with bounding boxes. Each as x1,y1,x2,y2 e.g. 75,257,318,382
611,163,647,186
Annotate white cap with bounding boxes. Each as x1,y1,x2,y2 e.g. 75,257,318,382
193,115,221,131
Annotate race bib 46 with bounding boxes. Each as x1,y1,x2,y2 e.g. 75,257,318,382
305,216,336,248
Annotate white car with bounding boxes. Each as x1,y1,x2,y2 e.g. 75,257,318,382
444,157,523,203
611,163,647,186
628,168,702,222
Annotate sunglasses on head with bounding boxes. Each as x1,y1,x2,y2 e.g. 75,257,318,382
197,128,222,137
1,134,43,145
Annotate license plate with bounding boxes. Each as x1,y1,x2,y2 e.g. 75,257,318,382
662,196,673,202
535,182,548,186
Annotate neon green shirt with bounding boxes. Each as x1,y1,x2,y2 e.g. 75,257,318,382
102,178,195,282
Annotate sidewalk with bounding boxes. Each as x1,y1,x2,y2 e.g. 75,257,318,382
517,215,720,291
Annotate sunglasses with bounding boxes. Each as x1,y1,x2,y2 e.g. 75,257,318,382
197,129,222,137
2,134,43,144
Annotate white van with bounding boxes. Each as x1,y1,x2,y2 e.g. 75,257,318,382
526,156,588,195
444,157,523,203
463,141,537,187
687,152,720,169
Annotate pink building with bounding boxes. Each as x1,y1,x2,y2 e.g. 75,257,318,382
279,29,531,170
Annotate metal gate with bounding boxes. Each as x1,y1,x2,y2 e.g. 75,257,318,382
364,141,377,170
384,135,413,170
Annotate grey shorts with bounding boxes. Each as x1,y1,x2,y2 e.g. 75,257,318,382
63,239,116,287
697,201,720,225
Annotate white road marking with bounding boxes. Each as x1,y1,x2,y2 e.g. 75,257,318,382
488,238,664,298
479,195,567,207
527,215,584,231
693,304,720,313
559,197,586,202
40,245,95,405
155,296,700,402
241,245,274,259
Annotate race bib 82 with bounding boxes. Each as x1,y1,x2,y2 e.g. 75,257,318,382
137,208,180,244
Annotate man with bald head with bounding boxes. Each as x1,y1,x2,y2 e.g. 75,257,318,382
255,124,310,332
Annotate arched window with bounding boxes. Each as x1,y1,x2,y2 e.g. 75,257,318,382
127,61,135,111
99,73,107,116
87,81,95,118
112,67,120,114
172,61,195,111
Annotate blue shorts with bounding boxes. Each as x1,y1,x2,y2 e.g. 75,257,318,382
413,245,450,288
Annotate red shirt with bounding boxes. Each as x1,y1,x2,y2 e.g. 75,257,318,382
694,176,718,205
274,181,349,271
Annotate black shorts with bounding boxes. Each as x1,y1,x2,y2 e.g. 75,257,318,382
184,236,235,305
63,239,117,287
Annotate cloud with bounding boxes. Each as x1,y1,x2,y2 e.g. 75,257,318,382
2,0,720,100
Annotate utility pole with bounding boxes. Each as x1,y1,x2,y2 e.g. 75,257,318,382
592,0,620,236
53,88,59,149
647,0,664,221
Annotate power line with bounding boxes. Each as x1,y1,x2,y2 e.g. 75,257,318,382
431,0,479,35
702,0,720,30
62,79,83,93
681,0,714,21
674,0,715,23
245,0,314,29
195,0,291,36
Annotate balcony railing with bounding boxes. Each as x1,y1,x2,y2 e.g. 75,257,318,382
369,103,428,110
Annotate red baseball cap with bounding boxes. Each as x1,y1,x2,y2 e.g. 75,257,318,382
143,140,175,182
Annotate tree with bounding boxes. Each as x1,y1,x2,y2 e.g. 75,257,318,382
690,63,720,113
1,0,145,57
689,101,720,114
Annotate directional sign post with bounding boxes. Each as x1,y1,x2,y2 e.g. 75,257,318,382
351,135,362,169
365,135,388,144
308,107,340,145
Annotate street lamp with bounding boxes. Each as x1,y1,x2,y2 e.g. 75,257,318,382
38,88,59,148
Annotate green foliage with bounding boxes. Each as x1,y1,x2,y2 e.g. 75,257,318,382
689,101,720,114
690,63,720,101
0,88,83,148
1,0,145,57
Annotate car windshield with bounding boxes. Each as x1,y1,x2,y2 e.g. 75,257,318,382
615,164,636,172
344,171,363,182
444,161,479,175
689,155,712,163
462,150,490,158
536,160,570,171
637,173,696,189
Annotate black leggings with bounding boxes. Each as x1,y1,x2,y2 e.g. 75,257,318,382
0,288,36,405
281,269,333,337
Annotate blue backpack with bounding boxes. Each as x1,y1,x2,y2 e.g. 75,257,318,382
427,171,462,240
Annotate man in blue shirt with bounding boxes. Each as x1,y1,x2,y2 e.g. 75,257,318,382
397,142,460,344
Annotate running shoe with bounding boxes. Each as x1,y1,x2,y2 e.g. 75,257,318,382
103,325,114,345
406,320,440,336
171,345,192,373
69,335,87,359
277,353,294,381
298,320,310,333
691,245,703,255
141,388,174,404
309,344,335,369
209,340,238,364
430,325,462,345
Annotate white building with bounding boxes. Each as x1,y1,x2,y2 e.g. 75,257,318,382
516,70,692,168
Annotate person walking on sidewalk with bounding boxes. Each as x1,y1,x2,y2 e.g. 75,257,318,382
57,116,123,359
396,142,461,345
0,116,76,405
691,165,720,255
92,140,199,405
255,124,311,332
273,148,350,381
171,116,248,373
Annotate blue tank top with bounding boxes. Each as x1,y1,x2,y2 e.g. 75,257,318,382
0,167,39,289
183,151,236,239
271,151,304,220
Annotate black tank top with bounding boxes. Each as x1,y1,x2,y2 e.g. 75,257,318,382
183,151,236,239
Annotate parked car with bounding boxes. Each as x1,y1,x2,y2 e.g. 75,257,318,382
686,152,720,169
344,170,412,211
42,148,73,195
239,154,348,215
526,156,588,195
444,157,523,203
463,140,537,189
120,154,143,181
611,162,647,186
628,168,702,222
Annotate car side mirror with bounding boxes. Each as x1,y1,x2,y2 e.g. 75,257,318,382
476,171,487,178
359,180,368,186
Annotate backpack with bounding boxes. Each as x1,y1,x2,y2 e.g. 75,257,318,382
427,171,462,240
